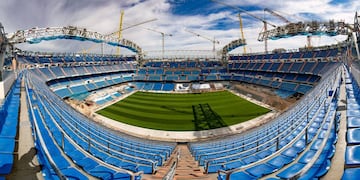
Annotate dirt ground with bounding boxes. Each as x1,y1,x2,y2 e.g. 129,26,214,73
232,82,299,112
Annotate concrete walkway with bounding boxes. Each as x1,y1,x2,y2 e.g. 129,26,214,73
8,80,43,180
322,69,347,179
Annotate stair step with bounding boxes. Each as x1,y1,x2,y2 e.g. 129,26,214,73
146,144,211,179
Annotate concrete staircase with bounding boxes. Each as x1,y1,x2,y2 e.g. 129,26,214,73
143,144,216,180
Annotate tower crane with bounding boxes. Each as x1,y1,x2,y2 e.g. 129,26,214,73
264,8,316,48
264,8,291,24
184,29,219,52
80,16,157,56
184,29,219,59
110,10,157,56
107,18,158,36
144,27,172,60
211,0,277,53
116,10,125,56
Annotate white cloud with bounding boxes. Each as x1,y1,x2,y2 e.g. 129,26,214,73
2,0,359,57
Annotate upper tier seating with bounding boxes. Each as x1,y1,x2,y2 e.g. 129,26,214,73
17,55,136,64
229,47,344,61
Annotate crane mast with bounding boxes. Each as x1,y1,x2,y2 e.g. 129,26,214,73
116,10,124,56
145,28,172,60
184,29,219,52
211,0,276,53
184,29,219,59
264,8,315,48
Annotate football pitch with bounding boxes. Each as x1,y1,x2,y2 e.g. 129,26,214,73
96,91,270,131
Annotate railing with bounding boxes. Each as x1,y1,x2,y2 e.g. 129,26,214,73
294,77,340,178
162,149,180,180
25,73,67,180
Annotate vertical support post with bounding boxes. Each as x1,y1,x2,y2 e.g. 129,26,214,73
264,22,268,53
334,114,338,133
88,138,91,152
305,128,308,145
162,33,165,60
61,132,65,150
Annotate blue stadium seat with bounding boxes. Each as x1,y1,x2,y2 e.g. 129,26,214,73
343,168,360,180
345,145,360,166
0,154,13,174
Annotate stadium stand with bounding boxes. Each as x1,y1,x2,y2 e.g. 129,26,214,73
0,42,349,179
0,75,21,178
24,69,176,179
189,63,341,179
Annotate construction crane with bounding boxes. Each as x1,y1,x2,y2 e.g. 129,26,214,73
116,10,124,56
264,8,291,24
82,17,156,56
145,27,172,60
264,8,299,50
107,18,157,36
184,29,219,51
211,0,277,53
264,8,316,48
184,29,219,58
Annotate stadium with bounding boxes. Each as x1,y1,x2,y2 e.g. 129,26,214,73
1,0,360,180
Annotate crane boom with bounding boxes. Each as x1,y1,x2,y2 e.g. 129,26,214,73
184,29,219,53
211,0,277,27
144,27,172,60
145,27,173,37
264,8,291,24
211,0,276,52
184,29,219,44
108,18,157,36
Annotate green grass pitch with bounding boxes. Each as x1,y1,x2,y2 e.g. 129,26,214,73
96,91,270,131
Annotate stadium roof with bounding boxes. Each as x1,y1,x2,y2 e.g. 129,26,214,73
0,0,358,55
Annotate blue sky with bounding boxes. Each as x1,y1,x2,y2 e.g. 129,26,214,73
0,0,359,56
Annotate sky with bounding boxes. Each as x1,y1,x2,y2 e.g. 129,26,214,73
0,0,359,57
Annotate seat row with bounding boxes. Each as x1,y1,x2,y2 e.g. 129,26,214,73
18,54,136,64
228,61,337,76
0,74,21,178
342,67,360,179
35,63,136,81
229,48,343,61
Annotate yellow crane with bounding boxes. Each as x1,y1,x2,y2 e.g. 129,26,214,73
211,0,277,53
116,10,124,56
79,15,157,56
108,18,157,36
